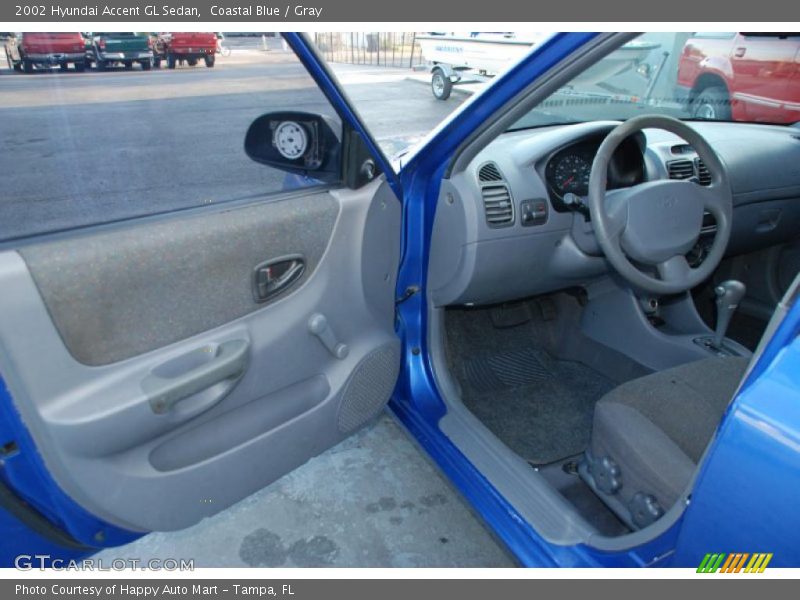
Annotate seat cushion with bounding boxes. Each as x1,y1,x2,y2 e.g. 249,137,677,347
585,356,749,527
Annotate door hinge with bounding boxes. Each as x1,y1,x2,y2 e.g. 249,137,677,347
395,285,420,305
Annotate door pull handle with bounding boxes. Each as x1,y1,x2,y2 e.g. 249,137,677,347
253,255,305,303
144,339,250,415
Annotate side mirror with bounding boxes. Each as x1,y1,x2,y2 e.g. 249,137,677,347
244,111,341,184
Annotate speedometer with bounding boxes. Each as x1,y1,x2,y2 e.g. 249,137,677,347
553,154,591,195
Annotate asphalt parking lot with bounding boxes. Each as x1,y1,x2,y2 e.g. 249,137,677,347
0,38,464,241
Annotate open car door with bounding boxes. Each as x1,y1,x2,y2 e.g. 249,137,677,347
0,34,401,560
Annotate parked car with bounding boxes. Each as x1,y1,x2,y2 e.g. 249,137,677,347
151,32,217,68
4,32,86,73
85,32,153,71
677,32,800,123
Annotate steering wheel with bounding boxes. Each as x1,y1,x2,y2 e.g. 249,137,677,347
587,115,733,295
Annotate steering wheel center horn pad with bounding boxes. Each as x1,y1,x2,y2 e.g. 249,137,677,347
588,115,733,295
616,179,705,265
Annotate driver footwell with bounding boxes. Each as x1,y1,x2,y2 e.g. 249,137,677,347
444,294,640,466
458,346,614,465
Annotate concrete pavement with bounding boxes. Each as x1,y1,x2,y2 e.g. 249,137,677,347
92,415,516,567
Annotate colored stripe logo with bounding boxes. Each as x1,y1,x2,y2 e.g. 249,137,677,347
697,552,773,573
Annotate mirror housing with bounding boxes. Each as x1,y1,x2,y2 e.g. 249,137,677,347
244,111,341,184
342,129,381,189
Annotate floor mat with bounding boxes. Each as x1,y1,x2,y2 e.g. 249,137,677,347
459,347,615,465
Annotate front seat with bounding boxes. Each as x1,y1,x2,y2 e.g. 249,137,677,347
580,356,749,529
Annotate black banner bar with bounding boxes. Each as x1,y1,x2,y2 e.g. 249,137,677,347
4,579,794,600
1,0,798,22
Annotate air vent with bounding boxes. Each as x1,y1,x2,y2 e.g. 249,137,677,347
671,144,694,155
477,162,514,227
667,157,712,186
667,159,695,180
481,184,514,227
478,162,503,182
695,158,711,186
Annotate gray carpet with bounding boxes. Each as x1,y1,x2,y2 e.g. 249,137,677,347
459,347,614,465
445,298,618,466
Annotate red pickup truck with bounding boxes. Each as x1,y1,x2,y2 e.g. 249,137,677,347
4,32,86,73
152,32,217,69
677,32,800,124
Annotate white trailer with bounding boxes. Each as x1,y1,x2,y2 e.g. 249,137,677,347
417,33,660,100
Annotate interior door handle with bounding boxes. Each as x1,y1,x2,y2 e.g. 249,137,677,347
143,339,250,415
253,255,305,303
734,47,746,58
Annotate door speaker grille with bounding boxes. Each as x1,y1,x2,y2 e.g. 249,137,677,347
337,342,400,433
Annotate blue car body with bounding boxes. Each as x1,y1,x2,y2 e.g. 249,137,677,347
1,31,799,568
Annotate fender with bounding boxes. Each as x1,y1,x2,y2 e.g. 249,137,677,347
695,55,735,88
431,63,463,83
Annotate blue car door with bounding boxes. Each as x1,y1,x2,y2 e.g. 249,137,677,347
0,33,403,566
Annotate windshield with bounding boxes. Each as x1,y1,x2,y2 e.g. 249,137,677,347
511,32,800,130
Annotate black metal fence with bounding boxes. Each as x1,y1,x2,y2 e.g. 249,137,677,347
312,33,423,69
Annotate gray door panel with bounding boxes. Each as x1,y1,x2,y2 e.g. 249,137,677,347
18,193,339,366
0,178,401,532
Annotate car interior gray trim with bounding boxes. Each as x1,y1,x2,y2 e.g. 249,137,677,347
447,32,638,178
19,192,339,366
580,279,750,371
431,122,621,307
0,178,402,532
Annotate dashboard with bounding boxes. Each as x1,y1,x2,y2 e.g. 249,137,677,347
428,120,800,307
543,133,645,210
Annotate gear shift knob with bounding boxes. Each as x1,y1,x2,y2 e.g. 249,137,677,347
714,280,746,348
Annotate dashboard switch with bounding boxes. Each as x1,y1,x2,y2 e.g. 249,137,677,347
520,199,548,226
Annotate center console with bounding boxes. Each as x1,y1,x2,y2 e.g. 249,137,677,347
581,278,751,372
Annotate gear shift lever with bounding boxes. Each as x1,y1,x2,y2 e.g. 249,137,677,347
713,280,746,349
